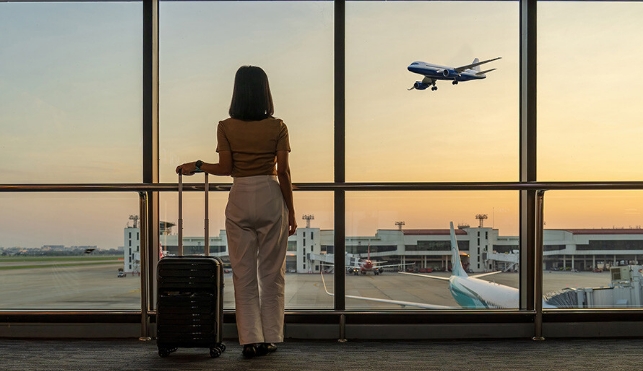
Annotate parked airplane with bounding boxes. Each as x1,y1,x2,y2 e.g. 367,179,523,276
407,57,501,91
322,222,557,309
346,245,411,275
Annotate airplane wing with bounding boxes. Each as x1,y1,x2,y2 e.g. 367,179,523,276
401,271,502,281
455,57,501,73
374,262,415,269
343,294,454,309
470,271,502,279
399,272,450,281
476,68,496,76
320,271,454,309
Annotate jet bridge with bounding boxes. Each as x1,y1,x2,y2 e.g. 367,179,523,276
545,265,643,308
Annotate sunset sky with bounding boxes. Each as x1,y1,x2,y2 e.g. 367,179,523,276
1,1,642,249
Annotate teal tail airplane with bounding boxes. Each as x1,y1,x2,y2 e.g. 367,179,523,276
322,222,557,309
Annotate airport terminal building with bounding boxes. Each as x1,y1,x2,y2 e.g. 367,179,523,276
123,221,643,274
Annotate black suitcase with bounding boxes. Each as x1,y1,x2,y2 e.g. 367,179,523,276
156,173,226,358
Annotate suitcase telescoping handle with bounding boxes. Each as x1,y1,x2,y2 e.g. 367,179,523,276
178,172,209,256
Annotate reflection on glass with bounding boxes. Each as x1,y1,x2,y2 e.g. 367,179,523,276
346,1,518,182
159,191,334,310
538,2,643,180
542,191,643,309
0,193,140,309
0,3,143,183
345,191,518,310
159,1,333,183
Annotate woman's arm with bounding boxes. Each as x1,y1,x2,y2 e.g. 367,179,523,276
276,150,297,236
175,151,233,176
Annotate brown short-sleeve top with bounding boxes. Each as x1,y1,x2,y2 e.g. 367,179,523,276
216,117,291,178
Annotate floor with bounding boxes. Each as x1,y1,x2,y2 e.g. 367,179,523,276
3,337,643,371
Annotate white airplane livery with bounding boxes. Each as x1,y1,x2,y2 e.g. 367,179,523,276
322,222,557,309
407,57,501,91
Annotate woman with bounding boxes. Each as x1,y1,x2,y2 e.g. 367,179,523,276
176,65,297,358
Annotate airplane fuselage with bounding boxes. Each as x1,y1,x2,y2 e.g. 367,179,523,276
449,275,557,309
359,260,384,275
449,276,518,309
408,61,485,82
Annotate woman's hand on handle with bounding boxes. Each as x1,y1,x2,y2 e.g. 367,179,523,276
176,162,197,175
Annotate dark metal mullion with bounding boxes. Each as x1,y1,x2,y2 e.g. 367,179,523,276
334,0,346,312
143,0,160,316
519,0,537,313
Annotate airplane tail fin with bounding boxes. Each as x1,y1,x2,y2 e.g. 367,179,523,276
471,58,480,72
476,68,496,76
450,222,468,278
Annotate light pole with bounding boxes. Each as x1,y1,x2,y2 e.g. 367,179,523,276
302,214,314,228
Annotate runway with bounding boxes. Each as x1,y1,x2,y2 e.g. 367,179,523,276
0,261,615,310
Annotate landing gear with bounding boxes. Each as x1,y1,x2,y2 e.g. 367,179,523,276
431,86,437,91
452,80,458,85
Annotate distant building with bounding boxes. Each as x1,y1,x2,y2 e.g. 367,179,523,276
42,245,66,252
123,227,141,273
124,217,643,274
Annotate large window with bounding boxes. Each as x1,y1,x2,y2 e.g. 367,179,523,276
0,2,142,310
542,190,643,308
538,2,643,181
3,0,643,339
537,1,643,309
0,193,141,309
346,1,518,182
158,1,334,310
345,191,519,310
0,3,143,184
159,1,333,184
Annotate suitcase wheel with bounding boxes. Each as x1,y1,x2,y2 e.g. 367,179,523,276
210,343,226,358
158,347,177,357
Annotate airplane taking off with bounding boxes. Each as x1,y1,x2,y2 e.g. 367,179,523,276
407,57,501,91
322,222,557,309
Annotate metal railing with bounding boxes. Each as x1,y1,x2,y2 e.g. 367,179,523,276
3,181,643,193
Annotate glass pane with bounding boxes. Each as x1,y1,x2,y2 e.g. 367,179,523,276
0,193,141,309
538,2,643,181
346,1,518,182
543,190,643,309
0,3,143,183
345,191,518,310
159,191,334,310
159,1,333,183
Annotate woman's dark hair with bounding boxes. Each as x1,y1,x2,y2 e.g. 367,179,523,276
229,66,274,121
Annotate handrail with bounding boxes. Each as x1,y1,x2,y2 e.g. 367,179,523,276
2,181,643,192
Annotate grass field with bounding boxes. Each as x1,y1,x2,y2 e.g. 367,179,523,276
0,256,122,270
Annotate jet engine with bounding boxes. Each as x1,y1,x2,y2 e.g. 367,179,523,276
413,81,429,90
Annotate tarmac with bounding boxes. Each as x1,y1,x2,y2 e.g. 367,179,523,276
0,262,614,310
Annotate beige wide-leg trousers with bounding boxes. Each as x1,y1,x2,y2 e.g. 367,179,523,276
225,175,288,345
